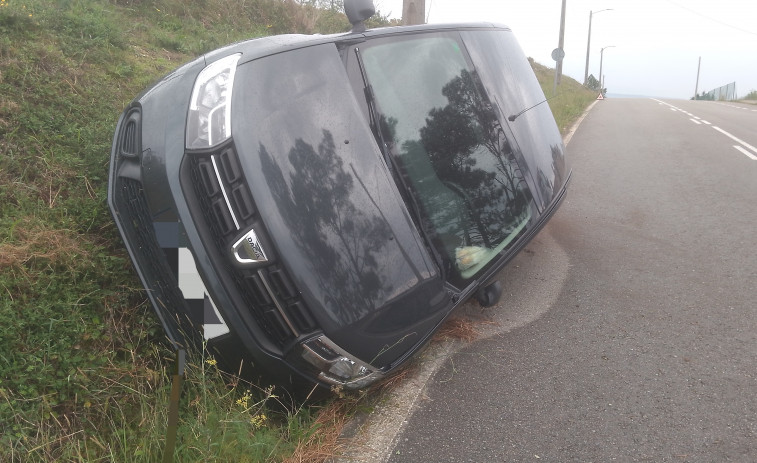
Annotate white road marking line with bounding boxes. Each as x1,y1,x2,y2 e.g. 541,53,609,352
651,98,680,110
734,145,757,161
701,120,711,125
713,126,757,155
693,116,701,120
670,108,677,112
690,118,701,125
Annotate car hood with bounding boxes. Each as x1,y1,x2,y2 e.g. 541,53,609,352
231,43,449,366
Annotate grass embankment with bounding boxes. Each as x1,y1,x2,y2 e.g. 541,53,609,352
739,90,757,105
742,89,757,100
529,58,598,134
0,1,592,461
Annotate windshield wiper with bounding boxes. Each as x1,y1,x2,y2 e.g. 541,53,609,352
353,48,391,164
353,47,448,277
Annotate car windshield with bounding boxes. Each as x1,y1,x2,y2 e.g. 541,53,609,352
360,34,533,286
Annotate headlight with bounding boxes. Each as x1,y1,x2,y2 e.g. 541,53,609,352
301,336,383,389
186,53,241,149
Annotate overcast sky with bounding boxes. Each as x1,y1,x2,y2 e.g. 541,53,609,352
374,0,757,99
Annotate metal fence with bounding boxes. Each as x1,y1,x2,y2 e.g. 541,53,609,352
695,82,737,100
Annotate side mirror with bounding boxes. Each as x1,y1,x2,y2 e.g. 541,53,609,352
344,0,375,33
476,281,503,307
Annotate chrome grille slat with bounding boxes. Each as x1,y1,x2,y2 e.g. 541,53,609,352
185,146,317,348
256,270,299,337
211,155,240,230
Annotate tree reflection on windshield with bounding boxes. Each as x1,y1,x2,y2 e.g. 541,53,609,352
259,130,393,324
388,67,531,282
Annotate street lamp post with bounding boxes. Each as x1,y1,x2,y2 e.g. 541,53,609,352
599,45,616,92
552,0,567,95
583,9,613,85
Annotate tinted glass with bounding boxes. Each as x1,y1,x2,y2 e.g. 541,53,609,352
462,30,568,209
361,35,534,286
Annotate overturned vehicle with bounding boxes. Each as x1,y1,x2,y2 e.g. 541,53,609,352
108,0,570,390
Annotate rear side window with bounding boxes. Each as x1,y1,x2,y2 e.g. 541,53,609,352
360,34,534,287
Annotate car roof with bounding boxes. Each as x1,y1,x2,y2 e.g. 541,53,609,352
205,22,511,66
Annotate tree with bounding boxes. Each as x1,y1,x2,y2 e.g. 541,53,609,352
586,74,601,92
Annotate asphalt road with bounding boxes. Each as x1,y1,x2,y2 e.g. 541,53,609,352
343,98,757,462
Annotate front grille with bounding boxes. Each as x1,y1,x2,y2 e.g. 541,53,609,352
112,177,194,347
185,145,316,348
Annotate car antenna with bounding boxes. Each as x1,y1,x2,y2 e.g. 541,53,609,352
345,0,376,34
508,93,559,122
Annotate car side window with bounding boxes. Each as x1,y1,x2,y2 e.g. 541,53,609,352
359,33,534,286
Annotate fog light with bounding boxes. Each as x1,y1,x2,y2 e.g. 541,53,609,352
301,336,382,389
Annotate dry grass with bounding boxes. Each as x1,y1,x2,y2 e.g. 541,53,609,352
433,315,486,343
368,366,413,396
0,219,90,271
283,399,354,463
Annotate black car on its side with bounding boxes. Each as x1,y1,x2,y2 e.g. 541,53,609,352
108,0,570,390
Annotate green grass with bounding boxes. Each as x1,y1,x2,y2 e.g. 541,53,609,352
0,1,593,461
529,58,598,134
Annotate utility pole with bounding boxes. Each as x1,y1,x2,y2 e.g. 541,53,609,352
403,0,426,25
553,0,567,95
694,56,701,99
583,9,613,85
599,45,615,93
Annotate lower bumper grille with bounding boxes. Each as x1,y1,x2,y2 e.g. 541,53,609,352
112,177,194,347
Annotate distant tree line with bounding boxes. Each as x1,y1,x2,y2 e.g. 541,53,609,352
692,92,716,101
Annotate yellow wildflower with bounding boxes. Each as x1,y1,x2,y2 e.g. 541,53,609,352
236,390,251,409
250,414,267,429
